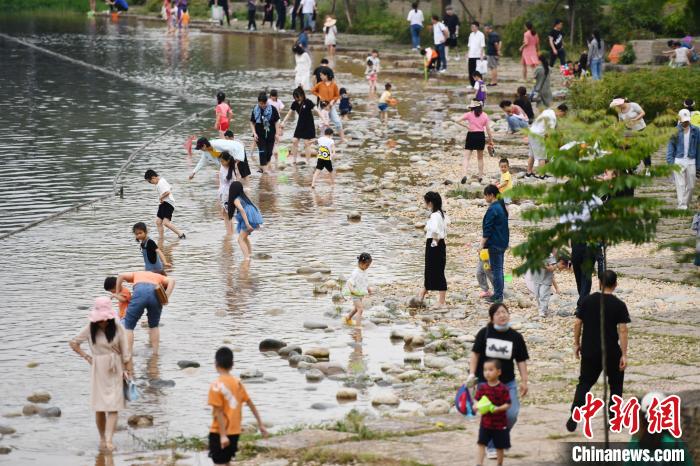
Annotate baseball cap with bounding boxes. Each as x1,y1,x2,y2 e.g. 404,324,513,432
679,109,691,122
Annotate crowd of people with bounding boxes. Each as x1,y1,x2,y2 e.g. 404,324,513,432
68,3,699,465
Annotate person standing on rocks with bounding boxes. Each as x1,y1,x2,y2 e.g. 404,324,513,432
298,0,315,31
292,43,312,90
609,98,650,172
566,270,629,433
70,297,133,453
250,92,281,174
417,191,448,308
532,53,552,108
431,15,449,73
548,19,565,67
587,31,605,80
406,2,424,51
456,100,494,183
274,0,286,31
666,109,699,210
481,185,509,304
467,21,485,87
442,5,460,61
281,87,320,164
526,103,567,177
468,302,529,460
520,22,540,81
484,24,501,86
311,69,346,142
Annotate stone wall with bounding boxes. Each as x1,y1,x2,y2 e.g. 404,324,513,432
630,38,677,64
388,0,541,27
680,389,700,464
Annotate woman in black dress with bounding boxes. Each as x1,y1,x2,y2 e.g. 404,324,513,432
280,87,324,164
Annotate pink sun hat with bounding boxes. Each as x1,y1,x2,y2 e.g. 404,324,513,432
88,297,117,322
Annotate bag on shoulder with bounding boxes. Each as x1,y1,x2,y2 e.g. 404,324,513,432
155,284,169,305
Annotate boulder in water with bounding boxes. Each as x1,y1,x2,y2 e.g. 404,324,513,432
258,339,287,352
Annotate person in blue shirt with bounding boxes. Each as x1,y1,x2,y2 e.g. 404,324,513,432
666,109,700,210
107,0,128,12
298,27,311,51
481,184,509,303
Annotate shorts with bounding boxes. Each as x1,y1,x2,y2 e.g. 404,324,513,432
157,202,175,220
446,37,457,47
528,136,547,161
316,158,333,172
378,103,388,112
340,108,351,116
208,433,239,464
465,131,486,150
367,73,377,82
478,426,510,449
217,119,230,132
123,283,163,330
487,55,499,70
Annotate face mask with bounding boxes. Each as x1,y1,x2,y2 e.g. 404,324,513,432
493,323,510,331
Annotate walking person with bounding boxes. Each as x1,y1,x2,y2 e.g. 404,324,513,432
249,92,281,174
481,185,509,304
526,103,567,177
609,97,650,171
298,0,315,31
431,15,449,73
274,0,286,31
566,270,630,433
468,302,529,460
292,43,312,89
406,2,424,50
214,91,233,138
520,22,540,81
532,53,552,108
311,68,346,141
484,24,501,86
281,87,322,164
227,181,264,260
587,31,605,80
323,16,337,58
144,169,186,239
666,109,699,210
455,100,494,183
442,5,460,61
467,21,486,87
70,297,134,453
548,19,565,67
262,0,274,28
290,0,301,30
417,191,448,308
246,0,257,31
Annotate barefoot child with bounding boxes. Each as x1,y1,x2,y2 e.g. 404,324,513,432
344,253,372,325
208,347,268,466
133,222,170,272
378,83,393,123
144,169,186,239
215,92,234,138
474,359,511,466
365,50,380,94
494,158,513,204
339,88,352,120
104,276,131,325
311,127,336,188
227,182,263,260
318,101,331,133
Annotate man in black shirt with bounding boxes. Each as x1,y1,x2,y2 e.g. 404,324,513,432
484,24,501,86
566,270,630,432
442,5,460,61
548,19,565,67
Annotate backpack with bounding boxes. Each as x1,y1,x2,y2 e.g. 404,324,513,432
455,384,475,416
691,110,700,127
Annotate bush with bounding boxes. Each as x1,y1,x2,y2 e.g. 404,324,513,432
619,43,636,65
568,68,700,120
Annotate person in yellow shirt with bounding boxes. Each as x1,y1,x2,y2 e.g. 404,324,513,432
208,347,268,465
495,158,513,204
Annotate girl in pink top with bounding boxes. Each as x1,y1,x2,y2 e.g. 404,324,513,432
454,101,493,183
520,22,540,80
215,92,234,137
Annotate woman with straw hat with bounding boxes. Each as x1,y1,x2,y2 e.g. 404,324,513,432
454,100,494,184
324,16,338,58
69,297,133,452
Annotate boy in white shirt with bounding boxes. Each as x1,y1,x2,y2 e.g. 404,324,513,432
311,127,336,189
343,253,373,325
431,15,448,72
145,169,186,239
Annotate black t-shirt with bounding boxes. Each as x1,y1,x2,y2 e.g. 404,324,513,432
249,106,280,137
549,29,563,50
472,324,529,383
486,31,501,56
443,14,460,36
141,238,159,265
290,98,316,139
514,96,534,121
575,292,631,358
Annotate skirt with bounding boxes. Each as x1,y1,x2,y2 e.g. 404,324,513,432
235,203,264,234
465,131,486,150
424,239,447,291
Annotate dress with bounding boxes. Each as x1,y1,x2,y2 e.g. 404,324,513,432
324,25,337,46
291,98,316,140
294,52,312,90
424,211,447,291
533,65,552,107
72,323,131,412
234,197,264,234
521,30,539,66
218,165,233,208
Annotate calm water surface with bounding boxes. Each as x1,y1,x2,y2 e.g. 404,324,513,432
0,14,444,465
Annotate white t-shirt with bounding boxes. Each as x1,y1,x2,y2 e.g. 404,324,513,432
211,139,246,162
530,108,557,136
433,22,448,45
683,129,691,158
317,135,334,160
218,165,234,199
425,211,447,239
406,9,424,26
468,30,486,58
345,267,369,297
300,0,315,14
267,98,285,113
157,178,175,206
618,103,646,132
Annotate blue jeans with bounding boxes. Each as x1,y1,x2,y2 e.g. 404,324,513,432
506,115,529,133
590,58,603,80
435,43,446,70
410,24,422,49
488,246,506,301
329,105,342,131
485,380,520,451
303,13,314,30
123,283,163,330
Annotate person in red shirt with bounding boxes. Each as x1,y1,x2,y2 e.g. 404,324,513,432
474,359,511,466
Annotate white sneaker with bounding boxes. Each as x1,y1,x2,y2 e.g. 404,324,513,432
439,68,447,73
487,449,498,459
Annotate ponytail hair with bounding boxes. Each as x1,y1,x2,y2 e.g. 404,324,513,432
525,21,536,36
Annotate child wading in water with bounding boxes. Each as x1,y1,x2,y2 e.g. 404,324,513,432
311,127,336,188
104,276,131,325
215,91,233,138
339,87,352,120
144,169,186,239
365,49,380,94
227,181,263,260
133,221,170,272
474,359,511,466
378,83,393,123
344,253,372,325
208,347,268,466
318,101,331,133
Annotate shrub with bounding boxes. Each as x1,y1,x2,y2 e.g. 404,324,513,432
619,43,636,65
568,68,700,120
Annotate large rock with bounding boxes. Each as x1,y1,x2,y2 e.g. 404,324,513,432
336,388,358,401
303,320,329,330
397,370,421,381
278,345,302,357
404,334,425,346
313,362,346,376
38,407,61,418
303,347,330,361
240,369,264,379
0,447,10,455
390,328,407,340
26,391,51,404
128,414,154,427
371,392,400,406
404,353,422,364
149,379,175,388
305,369,324,382
22,405,41,416
424,355,454,369
0,425,16,435
425,399,450,415
407,296,424,308
259,339,287,352
177,360,200,369
346,211,361,221
310,402,335,410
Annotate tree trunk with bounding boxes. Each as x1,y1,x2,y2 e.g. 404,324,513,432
331,0,336,14
342,0,352,28
569,0,576,47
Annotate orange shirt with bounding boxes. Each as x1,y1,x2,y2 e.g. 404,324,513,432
311,81,340,103
130,271,168,286
117,288,131,319
208,374,250,435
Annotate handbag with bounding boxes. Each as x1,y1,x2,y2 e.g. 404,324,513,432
211,5,224,22
123,378,141,402
476,58,488,75
155,284,169,305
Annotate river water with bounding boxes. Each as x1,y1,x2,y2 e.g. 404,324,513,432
0,13,439,465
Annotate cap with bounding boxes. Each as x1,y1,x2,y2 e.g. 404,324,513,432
468,100,483,109
195,137,209,150
609,98,626,108
679,109,691,122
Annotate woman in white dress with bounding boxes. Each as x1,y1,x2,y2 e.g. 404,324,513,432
293,43,312,90
324,16,337,58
